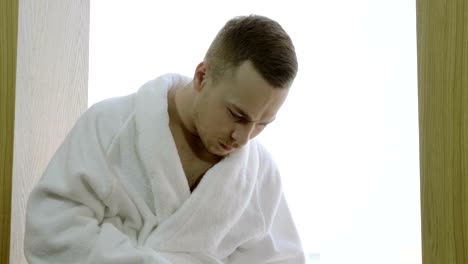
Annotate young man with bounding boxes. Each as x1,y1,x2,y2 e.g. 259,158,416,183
25,15,305,263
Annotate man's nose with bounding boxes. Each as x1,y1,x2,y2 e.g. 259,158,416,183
231,123,255,147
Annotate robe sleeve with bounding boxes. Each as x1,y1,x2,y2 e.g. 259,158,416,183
24,103,222,264
226,195,306,264
226,144,306,264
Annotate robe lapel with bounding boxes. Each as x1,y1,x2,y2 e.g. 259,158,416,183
147,144,260,252
135,75,191,221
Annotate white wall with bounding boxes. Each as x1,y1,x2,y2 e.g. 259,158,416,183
11,1,89,263
89,1,421,263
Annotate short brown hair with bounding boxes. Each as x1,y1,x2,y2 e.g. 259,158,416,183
204,15,298,88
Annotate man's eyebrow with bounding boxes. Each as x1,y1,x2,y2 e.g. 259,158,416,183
230,104,276,125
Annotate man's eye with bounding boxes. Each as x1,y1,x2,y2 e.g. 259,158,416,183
228,109,242,120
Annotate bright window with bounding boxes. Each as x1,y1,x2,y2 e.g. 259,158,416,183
89,1,420,263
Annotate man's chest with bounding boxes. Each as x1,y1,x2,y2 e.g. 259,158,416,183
178,149,213,190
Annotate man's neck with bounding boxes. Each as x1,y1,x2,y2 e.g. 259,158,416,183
168,83,221,163
174,82,197,135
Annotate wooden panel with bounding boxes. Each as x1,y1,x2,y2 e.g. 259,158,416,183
0,0,19,263
417,0,468,263
10,0,89,263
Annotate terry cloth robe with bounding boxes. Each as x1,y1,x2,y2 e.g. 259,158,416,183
24,74,305,264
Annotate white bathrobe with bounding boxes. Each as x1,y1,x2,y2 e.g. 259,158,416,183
24,74,305,264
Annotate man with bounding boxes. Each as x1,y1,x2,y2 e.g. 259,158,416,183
25,15,305,263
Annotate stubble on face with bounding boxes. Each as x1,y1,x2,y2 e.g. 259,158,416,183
192,98,231,157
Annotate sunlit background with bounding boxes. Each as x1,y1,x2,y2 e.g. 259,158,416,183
89,1,421,263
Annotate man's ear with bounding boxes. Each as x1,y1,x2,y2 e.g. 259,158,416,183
193,62,209,91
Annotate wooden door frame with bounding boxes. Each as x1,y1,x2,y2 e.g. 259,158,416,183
417,0,468,263
0,0,19,263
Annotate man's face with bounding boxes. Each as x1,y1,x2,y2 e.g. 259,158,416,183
192,61,290,156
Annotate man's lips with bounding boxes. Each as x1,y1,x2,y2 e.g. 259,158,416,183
220,142,234,151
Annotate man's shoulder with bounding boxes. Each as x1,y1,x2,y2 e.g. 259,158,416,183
87,93,136,121
74,94,137,151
